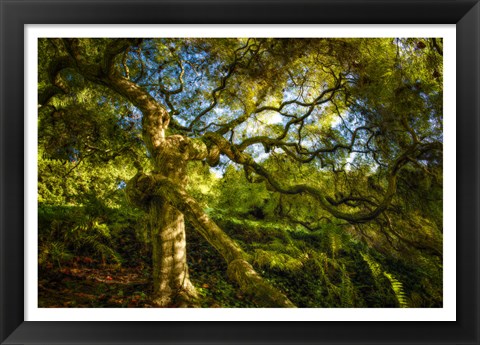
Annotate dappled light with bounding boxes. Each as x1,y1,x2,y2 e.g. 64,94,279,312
38,37,442,308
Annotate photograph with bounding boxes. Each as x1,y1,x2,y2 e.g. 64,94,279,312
37,37,444,309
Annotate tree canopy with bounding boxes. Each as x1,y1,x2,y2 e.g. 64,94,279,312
38,38,443,308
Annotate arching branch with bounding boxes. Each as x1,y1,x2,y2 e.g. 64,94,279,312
204,132,437,224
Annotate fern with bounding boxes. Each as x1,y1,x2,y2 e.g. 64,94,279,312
361,252,409,308
383,272,409,308
339,264,358,307
39,241,73,267
360,253,383,279
76,232,121,265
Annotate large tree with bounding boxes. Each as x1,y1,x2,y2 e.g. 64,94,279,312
38,38,443,307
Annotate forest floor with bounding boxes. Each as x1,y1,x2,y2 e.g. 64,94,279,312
38,217,436,308
38,261,257,308
38,223,259,308
38,265,153,308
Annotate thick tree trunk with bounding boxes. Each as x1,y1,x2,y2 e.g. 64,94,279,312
149,200,197,307
148,137,200,306
134,173,296,308
103,76,199,306
126,171,296,307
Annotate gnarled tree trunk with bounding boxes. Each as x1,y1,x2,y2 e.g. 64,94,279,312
107,75,199,306
148,199,196,307
108,73,296,307
127,171,296,308
148,136,198,307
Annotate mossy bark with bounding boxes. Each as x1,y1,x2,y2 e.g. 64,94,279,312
152,174,296,308
148,199,197,307
144,135,198,307
110,75,199,306
116,74,295,306
127,172,296,307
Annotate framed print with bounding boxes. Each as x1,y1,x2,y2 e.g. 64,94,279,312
1,0,479,344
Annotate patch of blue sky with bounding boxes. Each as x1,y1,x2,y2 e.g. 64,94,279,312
98,96,108,106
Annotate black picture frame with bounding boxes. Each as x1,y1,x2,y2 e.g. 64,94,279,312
1,0,479,344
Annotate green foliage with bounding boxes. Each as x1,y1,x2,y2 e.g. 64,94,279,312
383,272,408,308
193,177,442,308
186,161,220,207
214,164,273,218
252,250,304,273
38,241,73,268
37,37,443,308
361,253,408,308
39,205,120,265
